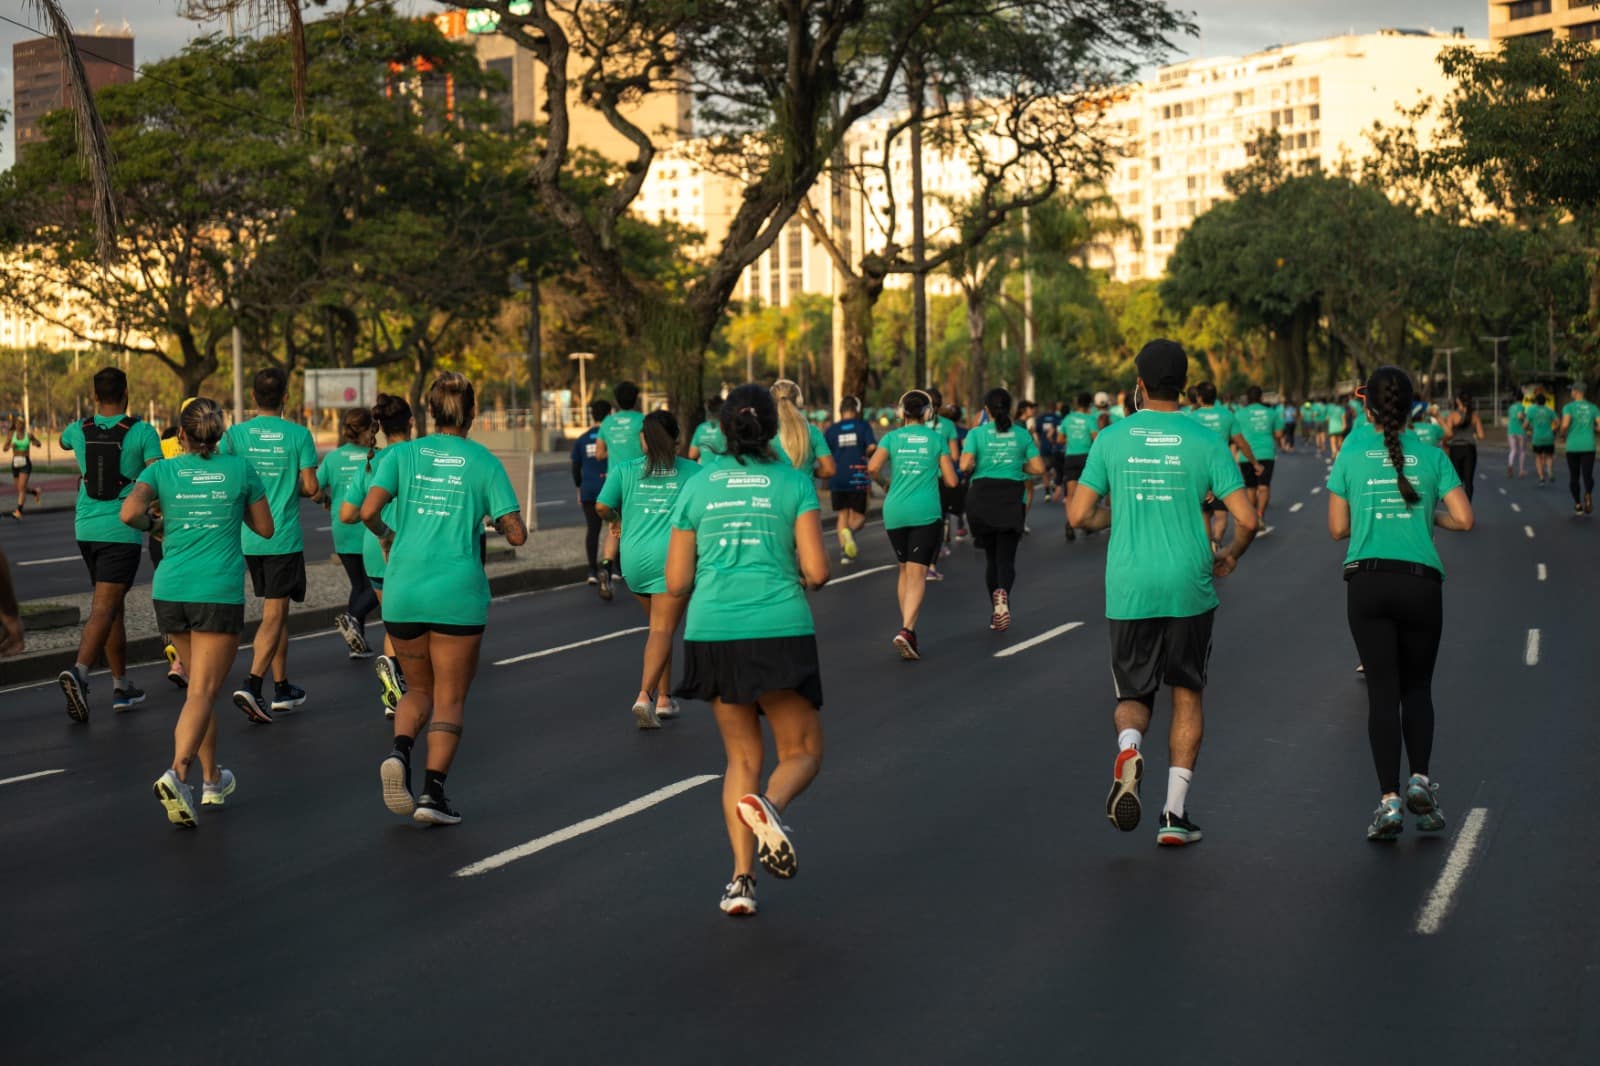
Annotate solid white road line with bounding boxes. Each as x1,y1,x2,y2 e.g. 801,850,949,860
993,622,1084,659
17,555,80,566
1524,628,1541,666
0,769,66,788
454,774,720,878
1537,563,1547,582
826,563,896,586
1524,525,1536,539
1510,503,1522,513
1289,502,1304,513
494,626,648,666
1415,808,1489,936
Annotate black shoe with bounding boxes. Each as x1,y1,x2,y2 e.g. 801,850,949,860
1064,524,1076,542
414,791,462,826
1156,809,1204,846
597,565,614,602
271,683,307,712
232,687,273,724
380,752,414,816
58,667,90,723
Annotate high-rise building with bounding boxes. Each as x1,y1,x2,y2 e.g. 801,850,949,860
11,32,135,159
1489,1,1600,44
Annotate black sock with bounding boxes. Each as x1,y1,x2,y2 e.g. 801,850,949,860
424,769,448,799
393,735,414,759
247,674,263,696
602,558,613,575
275,678,291,694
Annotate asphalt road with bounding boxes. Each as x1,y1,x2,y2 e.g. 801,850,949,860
1,457,584,601
2,449,1595,1066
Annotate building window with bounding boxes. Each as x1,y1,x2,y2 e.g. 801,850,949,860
1511,29,1555,43
1309,103,1320,122
1507,1,1551,19
1152,205,1162,221
1571,21,1600,41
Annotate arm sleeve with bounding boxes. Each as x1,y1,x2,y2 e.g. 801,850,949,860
373,448,400,496
298,428,318,472
960,430,978,457
1208,439,1245,499
137,423,163,465
60,422,80,452
1326,451,1348,498
1433,449,1462,496
316,453,332,490
1079,435,1110,496
137,465,160,491
1023,433,1039,461
596,464,624,511
340,466,368,509
669,481,699,531
487,460,519,520
811,425,829,462
795,472,820,514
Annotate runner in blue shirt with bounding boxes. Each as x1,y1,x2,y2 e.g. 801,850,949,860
1036,402,1063,500
570,399,611,587
823,396,877,565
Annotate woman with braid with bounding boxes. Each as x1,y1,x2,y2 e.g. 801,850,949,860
1326,367,1473,842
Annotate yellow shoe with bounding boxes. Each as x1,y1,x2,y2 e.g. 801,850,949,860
841,527,858,560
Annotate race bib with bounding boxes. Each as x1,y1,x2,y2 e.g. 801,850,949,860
10,455,26,470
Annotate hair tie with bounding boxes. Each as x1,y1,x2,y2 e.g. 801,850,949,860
739,406,756,415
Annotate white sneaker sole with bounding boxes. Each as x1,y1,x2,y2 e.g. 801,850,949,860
1106,750,1143,832
413,804,462,826
632,701,662,730
58,672,89,723
720,896,757,916
269,694,306,712
232,691,273,724
381,756,415,816
737,795,797,879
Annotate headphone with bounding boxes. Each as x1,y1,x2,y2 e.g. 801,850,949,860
898,389,933,425
839,394,861,418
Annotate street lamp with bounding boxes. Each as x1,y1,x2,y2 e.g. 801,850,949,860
1482,335,1511,426
570,351,596,415
1435,347,1462,404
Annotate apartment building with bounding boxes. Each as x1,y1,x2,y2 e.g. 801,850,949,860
1488,0,1600,43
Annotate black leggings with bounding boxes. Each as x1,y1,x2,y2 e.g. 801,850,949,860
338,553,379,626
1448,443,1477,500
1345,570,1442,795
582,500,602,570
978,531,1020,595
1567,451,1595,503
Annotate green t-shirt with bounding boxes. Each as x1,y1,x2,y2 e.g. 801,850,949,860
1326,404,1348,435
1327,429,1461,574
1350,405,1369,433
669,454,819,641
1308,402,1327,423
690,421,725,458
339,449,394,582
60,414,163,544
599,410,646,464
373,436,520,626
137,454,265,605
317,443,371,554
1188,405,1238,446
1061,411,1097,456
934,416,961,453
220,415,317,556
961,421,1038,481
1238,403,1283,459
1525,403,1557,446
879,425,946,529
1078,410,1245,621
596,455,700,595
1412,421,1445,448
1108,405,1126,422
1562,399,1599,452
1506,402,1527,436
773,423,831,471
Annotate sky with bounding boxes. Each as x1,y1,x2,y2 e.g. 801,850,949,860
0,1,1489,172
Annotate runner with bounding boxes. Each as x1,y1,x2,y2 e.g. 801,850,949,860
1559,382,1598,515
1327,366,1473,841
1506,392,1529,479
1442,391,1484,501
121,398,272,828
222,368,318,724
318,408,379,659
1281,399,1298,452
868,390,958,660
596,410,699,728
1068,340,1258,847
1411,402,1446,448
1058,393,1098,542
152,398,198,689
688,396,725,462
1014,400,1040,521
1236,385,1286,529
367,372,526,826
1526,389,1557,485
823,396,876,565
665,383,829,916
55,366,164,722
1326,394,1348,458
5,416,43,519
340,394,414,718
570,399,611,586
594,381,646,600
1189,382,1261,548
926,386,962,575
1038,401,1064,500
770,379,836,479
961,388,1046,633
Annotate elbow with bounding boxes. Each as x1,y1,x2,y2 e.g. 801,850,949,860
804,564,831,590
358,501,378,525
507,525,528,547
1236,509,1260,536
1458,510,1475,533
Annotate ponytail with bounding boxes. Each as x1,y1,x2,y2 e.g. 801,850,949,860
770,379,810,470
984,388,1013,433
1365,366,1420,506
180,397,226,459
720,383,778,464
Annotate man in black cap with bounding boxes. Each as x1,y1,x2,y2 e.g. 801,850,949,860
1067,339,1259,847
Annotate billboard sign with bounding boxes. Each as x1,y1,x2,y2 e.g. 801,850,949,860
304,368,378,410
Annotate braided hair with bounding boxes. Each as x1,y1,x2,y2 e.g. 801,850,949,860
1365,366,1420,506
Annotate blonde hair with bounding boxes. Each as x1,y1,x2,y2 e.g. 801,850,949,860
427,372,476,431
770,379,809,470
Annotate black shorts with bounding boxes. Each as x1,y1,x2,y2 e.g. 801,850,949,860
675,635,823,710
78,540,141,587
830,490,868,514
1533,444,1555,457
385,620,486,640
1062,455,1088,484
1238,460,1275,489
1109,610,1215,701
1201,494,1226,514
939,483,961,516
886,521,943,566
246,552,307,602
153,599,245,636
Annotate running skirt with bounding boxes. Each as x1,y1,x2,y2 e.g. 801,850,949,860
675,635,824,711
965,477,1027,537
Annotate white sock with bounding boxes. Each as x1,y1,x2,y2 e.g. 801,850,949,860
75,662,92,681
1117,728,1142,752
1166,767,1193,816
112,675,127,692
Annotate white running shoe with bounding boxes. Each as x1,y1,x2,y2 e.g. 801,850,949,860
201,769,237,808
720,874,758,916
380,753,415,816
655,699,681,720
737,794,797,879
154,769,197,829
632,699,662,730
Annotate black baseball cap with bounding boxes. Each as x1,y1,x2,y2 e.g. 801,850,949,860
1135,339,1188,395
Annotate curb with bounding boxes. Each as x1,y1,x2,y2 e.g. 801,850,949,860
0,562,590,688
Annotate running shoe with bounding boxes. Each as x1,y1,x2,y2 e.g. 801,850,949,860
232,688,273,724
334,613,370,658
1023,523,1033,535
597,565,614,601
940,542,952,558
632,698,663,730
414,791,463,826
1585,494,1593,515
720,874,758,917
153,769,198,829
1366,797,1404,841
925,567,944,583
990,590,1011,632
1105,748,1143,832
270,683,307,712
164,644,187,689
375,655,405,715
1576,503,1584,516
380,752,415,816
586,571,599,586
736,794,797,879
892,628,920,661
1064,524,1076,542
1156,810,1204,846
840,553,854,566
201,769,237,808
112,684,146,714
1404,774,1446,833
841,526,858,560
656,699,681,720
58,666,90,723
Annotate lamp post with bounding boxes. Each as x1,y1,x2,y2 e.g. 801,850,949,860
1435,347,1462,404
570,351,596,414
1482,335,1511,427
